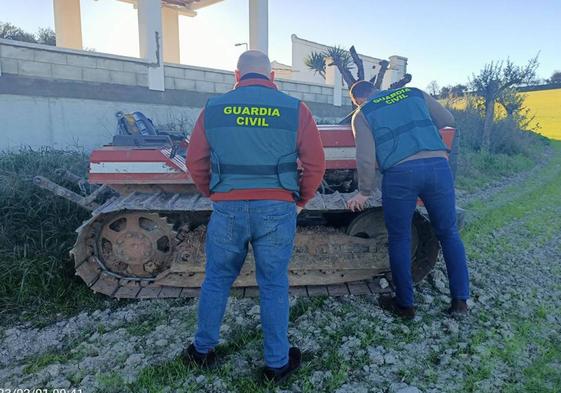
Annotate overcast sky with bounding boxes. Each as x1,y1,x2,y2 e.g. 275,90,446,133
1,0,560,89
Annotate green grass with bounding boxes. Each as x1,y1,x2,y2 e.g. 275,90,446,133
456,151,537,191
0,148,110,326
96,372,130,393
23,352,69,374
461,142,561,258
125,308,171,337
454,142,561,393
462,308,561,393
23,344,91,375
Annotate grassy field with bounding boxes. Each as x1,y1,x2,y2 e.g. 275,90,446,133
522,88,561,140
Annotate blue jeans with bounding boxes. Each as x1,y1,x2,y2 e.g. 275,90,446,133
382,157,470,307
194,200,297,368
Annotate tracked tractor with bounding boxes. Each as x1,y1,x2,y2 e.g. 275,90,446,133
34,113,460,299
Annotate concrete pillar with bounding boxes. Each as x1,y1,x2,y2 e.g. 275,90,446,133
53,0,83,50
389,55,408,86
333,67,342,107
249,0,268,54
138,0,165,91
162,6,180,64
324,58,342,106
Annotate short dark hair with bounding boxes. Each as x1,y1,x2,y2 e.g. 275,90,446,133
349,80,377,100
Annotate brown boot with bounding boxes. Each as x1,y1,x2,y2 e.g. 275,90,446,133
378,296,416,320
446,299,468,316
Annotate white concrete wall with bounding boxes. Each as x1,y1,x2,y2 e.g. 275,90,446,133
0,94,200,151
0,39,348,105
0,39,352,150
0,39,150,86
162,63,350,104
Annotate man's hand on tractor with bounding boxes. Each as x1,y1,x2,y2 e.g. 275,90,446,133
347,193,370,212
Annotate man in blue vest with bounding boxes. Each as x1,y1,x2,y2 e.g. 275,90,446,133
347,81,470,320
183,50,326,383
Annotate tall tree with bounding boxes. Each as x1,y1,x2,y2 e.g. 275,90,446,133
470,56,539,151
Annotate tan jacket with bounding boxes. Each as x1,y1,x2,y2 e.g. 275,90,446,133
352,90,455,196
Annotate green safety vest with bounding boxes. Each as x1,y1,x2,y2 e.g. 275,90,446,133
361,87,447,172
204,85,300,196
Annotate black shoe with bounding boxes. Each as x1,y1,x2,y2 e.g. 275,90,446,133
181,343,217,368
378,296,416,320
446,299,468,317
263,347,302,384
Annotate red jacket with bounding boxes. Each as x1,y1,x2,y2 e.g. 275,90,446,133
186,78,326,207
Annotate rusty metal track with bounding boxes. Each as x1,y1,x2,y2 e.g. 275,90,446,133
92,190,382,215
70,189,439,299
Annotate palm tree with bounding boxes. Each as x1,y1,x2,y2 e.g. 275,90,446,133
305,45,412,91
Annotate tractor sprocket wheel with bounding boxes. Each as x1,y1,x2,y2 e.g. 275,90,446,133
96,212,175,277
346,208,419,256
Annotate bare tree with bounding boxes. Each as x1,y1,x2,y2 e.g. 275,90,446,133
427,81,440,97
305,45,412,93
470,56,539,151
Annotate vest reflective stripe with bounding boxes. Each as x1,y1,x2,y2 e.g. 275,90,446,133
361,87,447,172
205,85,300,195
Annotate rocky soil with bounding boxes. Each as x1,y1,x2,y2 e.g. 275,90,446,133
1,146,560,393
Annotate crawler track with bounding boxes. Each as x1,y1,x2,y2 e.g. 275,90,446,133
71,191,440,298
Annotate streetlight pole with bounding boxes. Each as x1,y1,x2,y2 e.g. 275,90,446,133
235,42,249,51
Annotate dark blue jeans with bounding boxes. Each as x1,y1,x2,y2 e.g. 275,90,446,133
382,157,469,307
194,200,297,368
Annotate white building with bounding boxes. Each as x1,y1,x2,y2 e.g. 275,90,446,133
273,34,408,90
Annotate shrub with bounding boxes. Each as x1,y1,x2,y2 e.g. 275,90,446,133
450,104,548,191
0,148,106,322
450,108,547,157
0,148,89,257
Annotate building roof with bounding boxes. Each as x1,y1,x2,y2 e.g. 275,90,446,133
291,34,390,64
271,60,294,71
163,0,223,10
118,0,223,16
